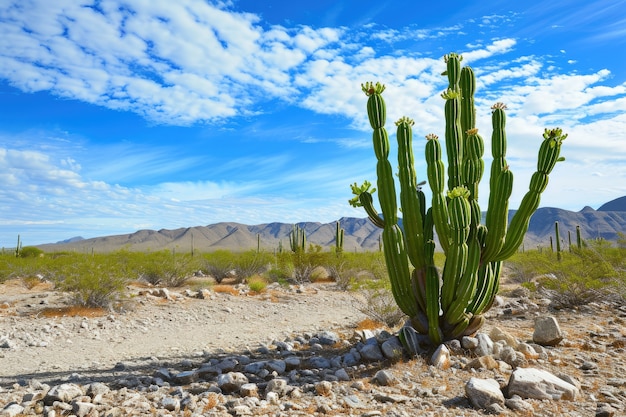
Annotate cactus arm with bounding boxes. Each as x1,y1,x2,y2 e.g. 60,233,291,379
349,181,385,228
460,66,476,147
383,225,418,318
396,116,426,269
443,89,463,191
442,53,463,190
482,168,514,262
496,128,567,260
425,264,443,344
440,187,471,311
463,129,485,227
425,134,450,253
443,233,480,326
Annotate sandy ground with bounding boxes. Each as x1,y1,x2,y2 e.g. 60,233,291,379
0,279,367,384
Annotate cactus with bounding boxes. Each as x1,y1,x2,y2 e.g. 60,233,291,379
349,53,566,344
289,224,306,253
335,221,344,255
15,234,21,258
576,225,583,249
555,221,562,260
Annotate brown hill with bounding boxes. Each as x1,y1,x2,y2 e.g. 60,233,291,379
37,197,626,253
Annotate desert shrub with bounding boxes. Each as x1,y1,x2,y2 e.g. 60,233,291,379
137,250,198,287
202,250,236,283
247,275,267,293
232,250,273,284
19,246,44,258
351,269,405,327
51,253,129,309
264,267,291,285
509,245,625,308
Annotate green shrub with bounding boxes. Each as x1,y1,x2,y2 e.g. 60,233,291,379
137,251,198,287
232,250,273,283
248,275,268,293
507,245,625,308
202,250,236,283
50,253,129,309
19,246,44,258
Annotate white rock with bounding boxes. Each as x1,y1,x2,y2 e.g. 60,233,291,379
475,333,494,357
533,316,564,346
465,377,505,409
431,344,450,369
508,367,579,400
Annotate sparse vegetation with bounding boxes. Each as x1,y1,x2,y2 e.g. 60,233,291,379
1,239,623,316
507,242,626,308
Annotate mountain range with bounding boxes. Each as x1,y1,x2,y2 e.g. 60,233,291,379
37,196,626,253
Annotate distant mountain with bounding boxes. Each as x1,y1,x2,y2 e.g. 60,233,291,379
37,198,626,253
598,196,626,212
56,236,85,244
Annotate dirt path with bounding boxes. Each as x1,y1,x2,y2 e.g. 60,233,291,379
0,280,367,382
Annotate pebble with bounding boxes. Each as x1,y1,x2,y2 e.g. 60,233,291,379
0,284,624,417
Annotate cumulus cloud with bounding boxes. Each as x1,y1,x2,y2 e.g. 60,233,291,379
1,2,625,245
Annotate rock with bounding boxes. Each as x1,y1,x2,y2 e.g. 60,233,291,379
240,383,259,398
465,377,505,409
431,344,450,369
596,404,616,417
504,394,534,412
372,369,395,386
160,397,180,412
475,333,494,357
217,372,248,393
489,326,519,349
316,331,340,345
335,368,350,381
44,383,83,404
315,380,333,396
174,370,198,384
461,336,478,350
533,316,564,346
359,344,384,361
265,378,289,396
465,355,499,371
381,336,404,359
507,367,579,400
0,403,24,417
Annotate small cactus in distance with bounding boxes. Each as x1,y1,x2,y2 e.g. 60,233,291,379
289,224,306,253
350,53,566,344
335,221,344,255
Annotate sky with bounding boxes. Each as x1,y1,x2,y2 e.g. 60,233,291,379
1,0,625,246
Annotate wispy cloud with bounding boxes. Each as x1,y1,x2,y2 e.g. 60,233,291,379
0,1,625,245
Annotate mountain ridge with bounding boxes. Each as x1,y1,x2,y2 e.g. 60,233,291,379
36,199,626,253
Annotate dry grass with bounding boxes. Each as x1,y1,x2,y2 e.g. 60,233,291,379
212,285,240,296
355,317,387,331
38,306,106,318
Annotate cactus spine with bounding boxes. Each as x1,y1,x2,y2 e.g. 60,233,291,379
350,53,566,343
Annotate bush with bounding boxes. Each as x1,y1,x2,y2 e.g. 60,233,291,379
232,250,273,284
50,253,129,309
19,246,44,258
507,245,625,308
138,251,198,287
350,266,406,328
202,250,236,283
248,275,268,293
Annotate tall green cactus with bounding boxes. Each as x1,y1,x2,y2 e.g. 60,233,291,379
289,224,306,253
350,53,567,344
335,221,344,255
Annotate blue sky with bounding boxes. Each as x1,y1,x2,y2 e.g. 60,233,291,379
1,0,625,246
